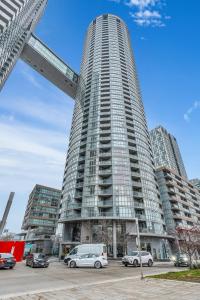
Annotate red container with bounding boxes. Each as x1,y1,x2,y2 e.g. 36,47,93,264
0,241,25,262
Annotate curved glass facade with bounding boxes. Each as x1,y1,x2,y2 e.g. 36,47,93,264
60,14,168,259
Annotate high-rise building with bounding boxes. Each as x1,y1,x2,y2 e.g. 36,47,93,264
22,184,61,254
190,179,200,191
156,167,200,235
59,14,170,260
0,0,47,89
150,126,187,179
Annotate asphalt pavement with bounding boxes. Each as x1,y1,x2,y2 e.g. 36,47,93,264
0,260,199,300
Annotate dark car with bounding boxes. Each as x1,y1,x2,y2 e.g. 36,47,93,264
0,253,16,269
26,253,49,268
172,253,189,267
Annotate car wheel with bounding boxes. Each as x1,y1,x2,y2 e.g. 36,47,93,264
124,263,128,267
26,261,28,266
94,261,102,269
133,259,138,267
69,261,76,268
65,259,71,266
9,266,13,269
148,259,153,267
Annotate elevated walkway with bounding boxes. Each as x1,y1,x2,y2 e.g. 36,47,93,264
20,35,79,99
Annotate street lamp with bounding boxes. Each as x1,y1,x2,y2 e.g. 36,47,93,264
135,218,144,280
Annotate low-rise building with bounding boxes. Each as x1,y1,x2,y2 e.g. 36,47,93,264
22,184,61,254
156,167,200,234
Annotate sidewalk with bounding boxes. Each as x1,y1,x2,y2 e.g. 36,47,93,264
3,277,200,300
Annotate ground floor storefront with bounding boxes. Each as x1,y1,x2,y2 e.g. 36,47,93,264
61,220,173,259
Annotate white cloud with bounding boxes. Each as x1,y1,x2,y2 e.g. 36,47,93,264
135,10,161,18
0,95,72,129
20,67,43,89
184,101,200,122
130,9,164,27
126,0,158,9
0,121,66,161
0,118,68,231
129,6,166,27
109,0,170,27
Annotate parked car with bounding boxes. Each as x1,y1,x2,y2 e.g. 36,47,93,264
171,253,189,267
122,251,153,267
64,244,107,265
69,253,108,269
26,253,49,268
0,253,16,269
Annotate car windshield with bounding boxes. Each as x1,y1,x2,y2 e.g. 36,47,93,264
178,254,187,258
0,253,13,258
130,251,138,256
35,254,46,259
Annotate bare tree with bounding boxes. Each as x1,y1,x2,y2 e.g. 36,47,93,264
175,225,200,268
0,232,15,240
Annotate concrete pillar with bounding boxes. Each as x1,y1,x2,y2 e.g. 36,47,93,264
113,220,117,259
59,243,63,261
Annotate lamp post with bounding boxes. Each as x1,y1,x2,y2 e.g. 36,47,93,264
135,218,144,280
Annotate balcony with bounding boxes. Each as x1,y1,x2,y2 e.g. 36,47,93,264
77,173,84,179
99,169,112,175
131,172,141,179
79,156,85,162
173,213,182,219
98,189,112,196
71,203,82,210
100,117,110,122
76,182,84,189
99,160,112,166
129,154,138,160
99,136,111,142
74,192,83,199
133,191,143,198
169,196,178,203
130,163,139,169
100,124,111,129
80,140,87,146
168,188,175,195
99,143,111,149
132,181,142,188
135,214,146,220
78,164,84,171
99,152,111,157
134,202,144,209
98,179,112,186
171,204,179,210
100,130,111,134
98,200,113,207
166,180,174,187
99,211,113,217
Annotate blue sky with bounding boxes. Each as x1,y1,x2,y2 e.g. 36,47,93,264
0,0,200,232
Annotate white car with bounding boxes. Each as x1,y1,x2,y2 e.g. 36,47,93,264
69,253,108,269
122,251,153,267
64,244,107,265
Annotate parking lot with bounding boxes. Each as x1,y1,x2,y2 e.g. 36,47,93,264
0,260,200,299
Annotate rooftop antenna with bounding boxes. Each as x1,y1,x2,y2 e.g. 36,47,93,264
0,192,15,237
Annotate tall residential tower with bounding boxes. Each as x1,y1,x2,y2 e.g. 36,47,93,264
0,0,47,89
60,14,169,259
150,126,187,179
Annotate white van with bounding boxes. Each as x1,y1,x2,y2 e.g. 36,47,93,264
64,244,107,265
